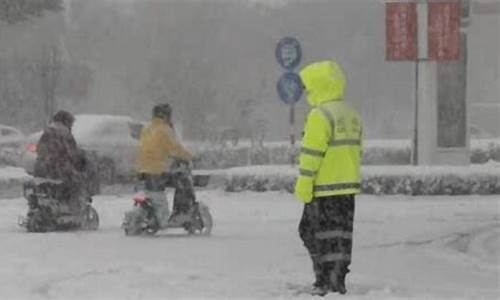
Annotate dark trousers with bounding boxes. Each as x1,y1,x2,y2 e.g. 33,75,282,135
140,172,196,214
171,172,196,214
298,194,355,287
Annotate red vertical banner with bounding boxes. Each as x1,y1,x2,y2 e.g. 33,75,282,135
428,2,461,60
386,2,418,61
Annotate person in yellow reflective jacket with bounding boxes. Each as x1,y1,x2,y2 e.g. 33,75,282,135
295,61,363,296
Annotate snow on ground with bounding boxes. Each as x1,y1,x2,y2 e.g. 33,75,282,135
0,190,499,299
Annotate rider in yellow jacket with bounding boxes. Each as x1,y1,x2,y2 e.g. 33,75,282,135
136,103,195,227
137,105,193,175
295,61,363,296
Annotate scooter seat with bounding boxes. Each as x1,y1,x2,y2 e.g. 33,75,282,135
30,177,64,185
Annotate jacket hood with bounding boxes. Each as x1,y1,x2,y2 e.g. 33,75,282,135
299,61,347,106
49,121,71,135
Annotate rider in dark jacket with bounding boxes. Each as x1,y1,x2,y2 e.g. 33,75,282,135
34,111,81,181
34,110,85,211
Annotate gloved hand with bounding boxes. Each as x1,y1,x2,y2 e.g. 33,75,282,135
294,176,314,203
190,155,201,165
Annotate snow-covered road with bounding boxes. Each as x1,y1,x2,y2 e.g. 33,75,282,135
0,191,498,299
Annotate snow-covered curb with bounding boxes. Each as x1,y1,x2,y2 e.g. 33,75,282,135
3,162,500,197
220,163,500,195
191,138,500,169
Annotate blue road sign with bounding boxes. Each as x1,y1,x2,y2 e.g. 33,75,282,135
275,37,302,70
277,72,303,104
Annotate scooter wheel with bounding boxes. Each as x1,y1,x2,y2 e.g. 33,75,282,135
123,209,147,236
198,203,213,236
26,209,55,232
143,216,160,236
26,214,46,233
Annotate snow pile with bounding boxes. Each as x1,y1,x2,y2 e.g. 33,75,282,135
2,161,500,197
362,161,500,195
470,138,500,163
192,142,294,169
224,165,297,193
362,139,411,165
191,139,500,169
221,163,500,195
0,167,31,198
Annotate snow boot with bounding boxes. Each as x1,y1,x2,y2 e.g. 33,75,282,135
328,269,347,295
310,284,329,297
309,264,329,296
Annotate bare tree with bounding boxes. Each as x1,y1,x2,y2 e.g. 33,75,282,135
0,0,62,24
0,0,63,129
37,45,63,120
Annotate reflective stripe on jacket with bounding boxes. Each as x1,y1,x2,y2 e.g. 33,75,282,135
298,61,363,197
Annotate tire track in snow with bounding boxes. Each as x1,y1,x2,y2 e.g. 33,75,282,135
360,223,500,253
444,223,500,266
32,265,142,299
360,238,434,250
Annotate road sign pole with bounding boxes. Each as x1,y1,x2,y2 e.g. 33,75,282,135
413,1,428,166
275,36,302,167
413,58,419,165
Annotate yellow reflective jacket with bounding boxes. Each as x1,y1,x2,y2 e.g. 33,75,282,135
296,61,363,201
136,118,193,175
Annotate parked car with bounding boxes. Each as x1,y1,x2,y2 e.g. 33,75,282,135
21,114,144,184
0,124,26,166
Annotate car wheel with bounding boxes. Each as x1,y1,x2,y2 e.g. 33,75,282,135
98,157,116,184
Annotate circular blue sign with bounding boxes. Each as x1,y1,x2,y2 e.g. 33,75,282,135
277,72,303,104
275,37,302,70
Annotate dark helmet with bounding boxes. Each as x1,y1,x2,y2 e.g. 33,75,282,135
152,103,172,120
52,110,75,128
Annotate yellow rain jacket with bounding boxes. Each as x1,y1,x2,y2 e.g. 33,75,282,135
295,61,363,203
136,117,194,175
